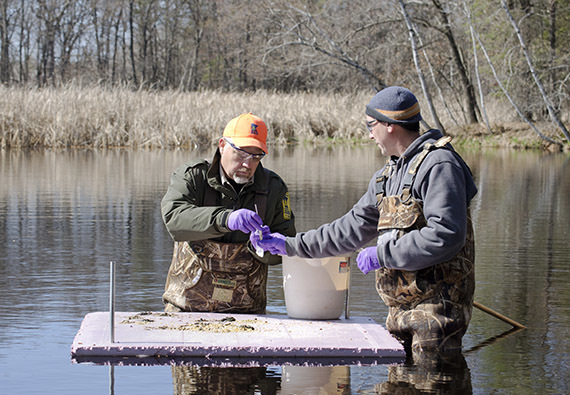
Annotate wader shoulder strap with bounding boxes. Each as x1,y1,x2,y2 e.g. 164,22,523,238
203,168,271,221
401,135,452,201
375,160,392,205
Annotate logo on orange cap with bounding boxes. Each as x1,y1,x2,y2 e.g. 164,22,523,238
250,123,259,135
223,113,268,154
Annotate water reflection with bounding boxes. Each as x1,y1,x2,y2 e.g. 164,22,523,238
171,366,280,394
1,147,569,394
281,366,350,394
375,351,472,394
463,327,524,354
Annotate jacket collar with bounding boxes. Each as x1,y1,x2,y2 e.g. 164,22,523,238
391,129,444,164
206,149,267,197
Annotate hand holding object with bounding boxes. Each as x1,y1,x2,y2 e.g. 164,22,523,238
227,209,263,233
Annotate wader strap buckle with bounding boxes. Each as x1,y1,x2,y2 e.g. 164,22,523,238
375,160,392,205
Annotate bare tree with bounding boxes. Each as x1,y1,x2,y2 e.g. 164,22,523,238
472,17,562,146
134,0,158,85
178,0,207,91
0,0,15,83
58,1,87,81
263,3,387,91
547,0,557,94
110,4,124,84
399,0,442,132
128,0,137,86
16,0,32,83
35,0,73,86
160,0,180,88
463,0,491,133
417,0,479,124
90,0,125,83
501,0,569,142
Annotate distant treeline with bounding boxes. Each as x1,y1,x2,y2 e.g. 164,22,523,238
0,1,568,124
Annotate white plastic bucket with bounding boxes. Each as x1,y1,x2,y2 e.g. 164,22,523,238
282,256,350,320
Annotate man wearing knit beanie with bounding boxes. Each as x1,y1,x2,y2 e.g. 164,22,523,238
366,86,422,125
364,86,423,157
257,86,477,357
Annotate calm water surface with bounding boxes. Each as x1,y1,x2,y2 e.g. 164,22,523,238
0,146,568,394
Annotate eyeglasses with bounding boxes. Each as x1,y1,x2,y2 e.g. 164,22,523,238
224,138,265,161
366,119,380,132
366,119,388,132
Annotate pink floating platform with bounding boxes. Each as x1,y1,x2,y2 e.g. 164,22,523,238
71,312,405,366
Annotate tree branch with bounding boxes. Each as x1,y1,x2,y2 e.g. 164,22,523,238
500,0,569,143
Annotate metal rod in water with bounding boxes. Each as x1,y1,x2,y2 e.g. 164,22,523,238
109,365,115,395
345,258,351,320
109,261,115,343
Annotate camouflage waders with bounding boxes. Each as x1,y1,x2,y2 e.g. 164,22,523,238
164,168,271,314
374,136,475,352
163,240,268,314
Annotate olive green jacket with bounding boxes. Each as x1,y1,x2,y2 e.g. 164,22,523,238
161,149,296,265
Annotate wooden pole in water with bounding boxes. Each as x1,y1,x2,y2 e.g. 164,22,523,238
473,301,526,329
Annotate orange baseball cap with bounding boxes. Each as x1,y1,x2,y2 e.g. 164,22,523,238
223,113,268,154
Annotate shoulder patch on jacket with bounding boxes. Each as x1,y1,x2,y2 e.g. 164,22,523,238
282,192,292,220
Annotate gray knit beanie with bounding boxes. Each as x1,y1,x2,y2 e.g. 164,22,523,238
366,86,422,125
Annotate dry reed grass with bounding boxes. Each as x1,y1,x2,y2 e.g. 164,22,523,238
1,85,564,150
0,85,371,149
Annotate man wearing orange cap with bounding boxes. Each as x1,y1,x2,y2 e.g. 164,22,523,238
161,113,295,314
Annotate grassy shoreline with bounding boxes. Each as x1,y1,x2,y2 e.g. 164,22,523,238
0,86,566,152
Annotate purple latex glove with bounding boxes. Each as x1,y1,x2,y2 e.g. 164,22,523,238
357,246,381,274
256,232,287,256
227,209,263,233
249,225,271,251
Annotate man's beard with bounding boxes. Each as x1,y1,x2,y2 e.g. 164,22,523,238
231,170,251,185
233,175,250,184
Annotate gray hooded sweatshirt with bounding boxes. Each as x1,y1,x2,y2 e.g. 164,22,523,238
285,129,477,271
